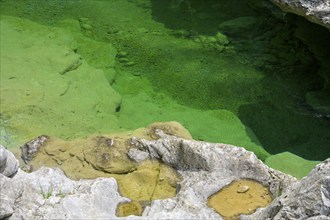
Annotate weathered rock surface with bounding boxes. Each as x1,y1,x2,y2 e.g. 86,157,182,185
1,128,329,219
129,130,297,219
18,122,189,214
0,168,128,220
271,0,330,29
242,158,330,219
0,145,19,177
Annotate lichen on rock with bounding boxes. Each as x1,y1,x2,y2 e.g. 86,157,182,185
20,122,186,216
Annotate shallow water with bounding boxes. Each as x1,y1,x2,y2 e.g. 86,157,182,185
1,0,329,171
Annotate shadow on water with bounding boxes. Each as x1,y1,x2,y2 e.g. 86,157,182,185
238,15,330,161
151,0,263,35
150,0,330,160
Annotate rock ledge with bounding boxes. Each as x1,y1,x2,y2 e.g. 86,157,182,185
0,129,329,219
271,0,330,29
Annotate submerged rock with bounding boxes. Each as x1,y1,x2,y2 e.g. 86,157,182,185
20,135,49,163
218,16,259,36
0,16,122,147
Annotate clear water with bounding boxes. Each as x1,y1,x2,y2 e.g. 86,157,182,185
1,0,329,169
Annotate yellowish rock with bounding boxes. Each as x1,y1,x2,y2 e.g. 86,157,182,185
24,122,185,215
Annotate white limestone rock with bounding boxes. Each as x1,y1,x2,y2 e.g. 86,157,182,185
1,167,128,220
241,158,330,219
1,130,329,219
130,130,329,219
0,174,21,219
271,0,330,29
0,145,19,177
129,130,297,219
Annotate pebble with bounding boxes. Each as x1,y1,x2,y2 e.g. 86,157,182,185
132,72,143,76
117,51,128,58
118,57,129,63
237,185,250,193
81,24,93,30
125,61,136,67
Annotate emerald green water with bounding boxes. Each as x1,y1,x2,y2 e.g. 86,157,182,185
1,0,329,178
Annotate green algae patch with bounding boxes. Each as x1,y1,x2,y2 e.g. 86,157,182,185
113,70,270,160
22,122,184,215
0,16,121,147
1,0,329,180
208,179,272,220
265,152,320,179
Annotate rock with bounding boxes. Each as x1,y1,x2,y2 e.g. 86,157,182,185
195,32,230,52
81,23,93,30
2,128,330,219
130,130,329,219
127,147,150,162
0,145,19,177
0,167,128,220
125,61,136,67
271,0,330,30
218,16,259,36
129,129,296,219
118,57,130,63
20,122,187,216
116,51,128,58
0,146,8,167
0,174,20,219
20,135,48,163
237,185,250,193
242,158,330,219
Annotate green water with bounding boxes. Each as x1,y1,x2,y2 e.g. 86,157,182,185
1,0,329,178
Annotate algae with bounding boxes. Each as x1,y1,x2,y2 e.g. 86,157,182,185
265,152,320,179
1,0,330,178
0,16,121,147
